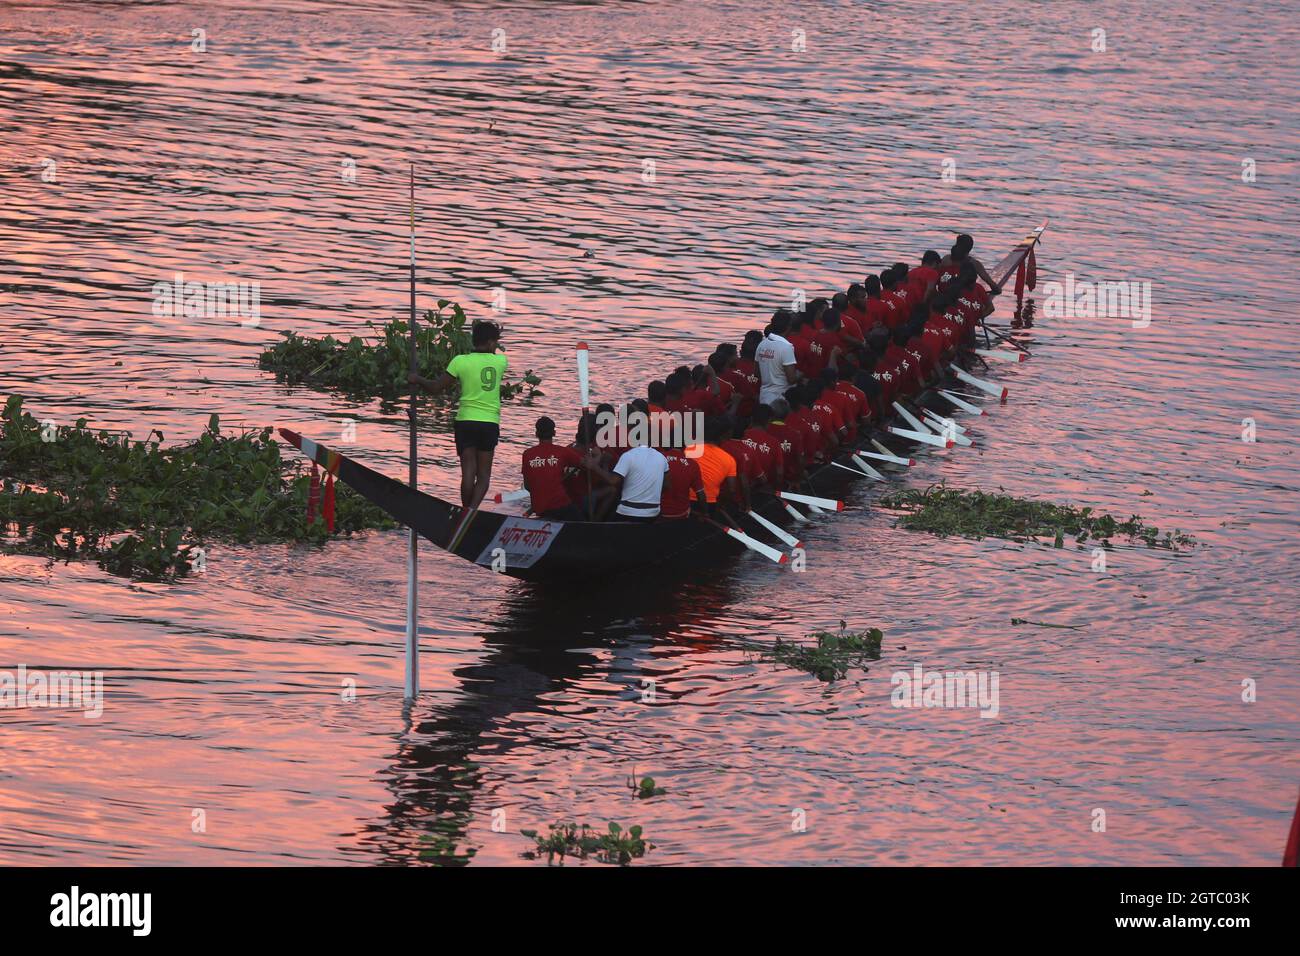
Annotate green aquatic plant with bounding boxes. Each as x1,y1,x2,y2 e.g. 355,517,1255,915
756,621,884,683
0,396,396,581
628,775,666,799
417,817,477,866
520,822,653,866
257,301,543,402
879,485,1196,551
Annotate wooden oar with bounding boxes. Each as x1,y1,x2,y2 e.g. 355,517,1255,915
491,488,531,505
746,509,801,550
699,512,787,564
921,409,974,447
576,342,592,512
870,438,916,465
778,490,844,511
892,401,935,436
851,455,886,480
889,425,954,448
974,348,1028,363
950,364,1008,401
938,389,987,416
859,448,914,467
781,501,809,523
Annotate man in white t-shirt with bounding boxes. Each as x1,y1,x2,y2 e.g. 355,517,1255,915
756,311,801,405
612,441,669,522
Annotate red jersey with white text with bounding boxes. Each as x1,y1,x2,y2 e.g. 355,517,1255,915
659,448,704,518
523,442,584,514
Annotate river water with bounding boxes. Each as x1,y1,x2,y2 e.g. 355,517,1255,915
1,0,1297,865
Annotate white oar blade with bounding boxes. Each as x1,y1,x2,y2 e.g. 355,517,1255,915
975,348,1028,363
892,401,933,435
747,510,801,550
950,364,1008,401
859,449,914,467
871,438,917,464
889,425,954,449
492,488,531,504
851,455,886,480
576,342,590,408
922,408,968,435
938,389,988,416
782,501,809,523
923,414,974,447
724,526,787,564
778,490,844,512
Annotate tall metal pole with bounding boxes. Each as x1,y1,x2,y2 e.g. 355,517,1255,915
404,165,419,701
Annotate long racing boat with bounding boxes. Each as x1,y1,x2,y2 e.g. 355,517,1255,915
280,222,1048,583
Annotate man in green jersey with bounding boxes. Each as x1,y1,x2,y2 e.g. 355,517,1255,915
408,320,508,509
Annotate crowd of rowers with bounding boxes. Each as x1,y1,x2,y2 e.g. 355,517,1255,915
521,234,1002,523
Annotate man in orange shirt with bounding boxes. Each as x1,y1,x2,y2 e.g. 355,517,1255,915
694,416,741,512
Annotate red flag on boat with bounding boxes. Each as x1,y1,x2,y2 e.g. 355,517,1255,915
1284,788,1300,867
1014,259,1027,299
306,462,321,525
323,473,336,532
1026,248,1037,290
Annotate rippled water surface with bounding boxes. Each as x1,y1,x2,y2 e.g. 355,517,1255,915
1,0,1298,865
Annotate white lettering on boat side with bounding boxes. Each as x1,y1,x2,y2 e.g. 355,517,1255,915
474,517,560,569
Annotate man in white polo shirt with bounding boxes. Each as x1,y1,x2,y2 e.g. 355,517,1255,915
756,310,801,405
611,402,670,522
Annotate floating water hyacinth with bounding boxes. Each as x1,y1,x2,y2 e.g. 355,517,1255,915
257,301,543,403
0,396,396,581
880,484,1196,551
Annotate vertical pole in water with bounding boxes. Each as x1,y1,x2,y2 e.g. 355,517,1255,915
405,164,420,701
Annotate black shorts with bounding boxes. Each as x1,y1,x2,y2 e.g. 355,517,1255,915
454,420,499,455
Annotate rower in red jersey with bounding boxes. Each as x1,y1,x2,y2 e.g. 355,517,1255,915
763,399,804,486
903,320,932,390
828,293,866,350
683,364,728,416
886,264,913,316
808,312,844,378
862,274,891,333
891,263,914,309
878,267,907,330
522,416,610,520
662,372,691,414
784,387,825,462
882,327,920,399
816,368,857,442
721,430,760,506
657,419,707,520
714,344,753,418
787,315,818,380
741,408,781,489
806,380,846,449
955,265,995,326
909,250,942,303
919,313,947,375
842,283,872,331
723,333,763,416
806,297,830,331
833,364,870,429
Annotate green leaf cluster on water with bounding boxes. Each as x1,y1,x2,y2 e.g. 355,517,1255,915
757,621,885,682
879,484,1196,551
0,395,397,582
257,301,543,402
629,775,666,799
520,821,653,866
